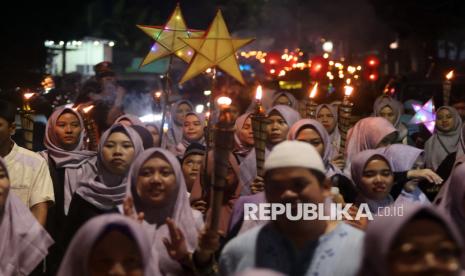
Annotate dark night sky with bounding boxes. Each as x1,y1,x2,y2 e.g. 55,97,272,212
2,0,465,90
0,0,220,89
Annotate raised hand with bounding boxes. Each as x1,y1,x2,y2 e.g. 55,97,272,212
123,196,144,223
163,217,190,264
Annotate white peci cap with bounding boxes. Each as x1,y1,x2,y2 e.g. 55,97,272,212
264,141,325,174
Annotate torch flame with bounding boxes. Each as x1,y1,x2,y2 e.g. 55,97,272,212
154,91,162,98
344,85,354,97
446,70,454,80
309,83,318,99
255,85,263,101
217,96,232,106
23,93,35,100
83,105,95,113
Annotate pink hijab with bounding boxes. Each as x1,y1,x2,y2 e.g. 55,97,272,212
287,118,340,177
57,214,160,275
359,204,464,276
126,148,202,275
345,117,397,164
0,158,54,275
239,105,301,193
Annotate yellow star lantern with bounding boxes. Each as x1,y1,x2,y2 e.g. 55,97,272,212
179,10,254,85
137,3,204,67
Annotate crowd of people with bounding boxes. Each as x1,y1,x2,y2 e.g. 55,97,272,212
2,61,465,276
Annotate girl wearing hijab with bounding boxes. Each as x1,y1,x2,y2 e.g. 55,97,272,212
145,122,161,147
164,100,194,149
351,150,429,214
58,214,160,276
359,204,463,276
190,152,242,236
124,148,203,275
271,91,299,111
316,104,341,154
425,106,462,171
0,157,54,276
65,124,144,246
373,95,409,144
287,119,357,202
41,107,97,274
239,105,301,194
173,112,206,158
233,112,254,163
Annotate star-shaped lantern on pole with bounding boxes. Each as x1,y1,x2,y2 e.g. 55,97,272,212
178,10,254,85
409,98,436,133
137,3,204,67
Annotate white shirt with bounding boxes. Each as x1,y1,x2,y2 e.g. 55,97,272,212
5,142,55,207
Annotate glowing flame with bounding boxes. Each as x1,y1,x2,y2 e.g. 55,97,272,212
255,85,263,101
446,70,454,80
346,79,352,85
23,93,35,100
154,91,162,98
217,96,232,106
344,85,354,97
83,105,95,113
309,83,318,99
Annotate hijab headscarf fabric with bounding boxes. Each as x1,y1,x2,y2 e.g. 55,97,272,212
345,117,398,164
126,148,202,274
190,151,242,234
457,123,465,158
287,119,340,177
0,158,54,276
44,107,98,214
234,112,254,160
375,144,423,172
424,106,462,170
271,91,299,111
76,124,144,210
114,113,144,126
359,204,464,276
57,214,160,276
443,160,465,235
316,104,341,153
175,112,206,157
165,99,194,147
373,95,404,127
239,105,301,193
351,150,394,211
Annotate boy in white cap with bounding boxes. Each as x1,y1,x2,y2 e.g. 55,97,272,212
220,141,364,275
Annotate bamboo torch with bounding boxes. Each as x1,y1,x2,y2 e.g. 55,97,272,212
251,85,269,178
443,70,454,106
338,85,354,154
306,82,319,118
77,105,99,151
21,91,35,150
209,96,235,232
